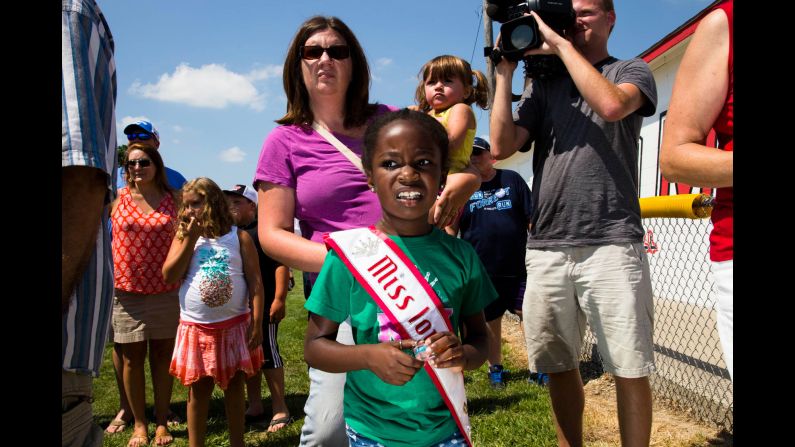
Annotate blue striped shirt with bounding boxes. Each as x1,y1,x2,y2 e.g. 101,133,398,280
62,0,117,376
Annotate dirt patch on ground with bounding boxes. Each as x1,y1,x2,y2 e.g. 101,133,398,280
500,315,731,446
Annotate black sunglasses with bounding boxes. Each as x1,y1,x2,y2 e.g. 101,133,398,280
300,45,351,60
126,132,153,141
126,159,152,168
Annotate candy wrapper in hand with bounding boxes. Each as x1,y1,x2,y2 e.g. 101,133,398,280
413,340,434,362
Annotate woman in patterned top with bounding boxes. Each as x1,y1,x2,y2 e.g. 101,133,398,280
110,142,181,446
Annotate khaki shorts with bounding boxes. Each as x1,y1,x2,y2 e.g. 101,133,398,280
522,243,655,378
112,289,180,343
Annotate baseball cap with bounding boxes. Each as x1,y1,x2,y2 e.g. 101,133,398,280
123,120,160,141
223,184,258,205
472,137,490,153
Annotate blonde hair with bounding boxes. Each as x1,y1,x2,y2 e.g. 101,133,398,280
176,177,233,241
414,55,490,113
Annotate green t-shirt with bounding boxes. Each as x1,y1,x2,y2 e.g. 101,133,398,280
305,227,497,447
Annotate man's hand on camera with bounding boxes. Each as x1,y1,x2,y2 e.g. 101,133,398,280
523,11,571,58
493,33,519,75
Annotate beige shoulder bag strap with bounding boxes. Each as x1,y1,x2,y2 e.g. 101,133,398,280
312,121,364,174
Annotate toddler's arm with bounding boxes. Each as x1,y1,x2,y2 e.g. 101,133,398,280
444,103,475,153
430,168,481,228
304,313,424,386
429,103,481,228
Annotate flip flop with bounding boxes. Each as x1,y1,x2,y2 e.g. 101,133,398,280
267,415,294,433
105,418,127,434
106,410,131,434
152,425,173,446
126,434,148,447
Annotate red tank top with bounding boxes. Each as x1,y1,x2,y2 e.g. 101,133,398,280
112,187,179,294
709,0,733,262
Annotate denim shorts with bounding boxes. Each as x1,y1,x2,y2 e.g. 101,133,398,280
345,424,466,447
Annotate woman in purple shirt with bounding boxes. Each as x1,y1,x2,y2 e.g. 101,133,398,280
252,16,396,446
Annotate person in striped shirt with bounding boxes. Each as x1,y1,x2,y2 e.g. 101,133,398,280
62,0,117,445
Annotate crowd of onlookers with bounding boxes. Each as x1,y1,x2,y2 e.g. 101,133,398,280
63,1,732,446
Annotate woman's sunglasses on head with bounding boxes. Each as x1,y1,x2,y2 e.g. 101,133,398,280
300,45,350,60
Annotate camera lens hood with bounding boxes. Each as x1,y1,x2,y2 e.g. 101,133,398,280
499,15,540,61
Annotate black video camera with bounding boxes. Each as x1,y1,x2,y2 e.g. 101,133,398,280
485,0,575,80
486,0,575,60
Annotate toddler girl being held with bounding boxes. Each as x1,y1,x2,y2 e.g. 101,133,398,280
414,55,490,228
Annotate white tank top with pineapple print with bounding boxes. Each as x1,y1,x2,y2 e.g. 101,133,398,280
178,228,249,324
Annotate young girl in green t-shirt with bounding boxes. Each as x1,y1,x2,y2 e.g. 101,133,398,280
304,109,497,447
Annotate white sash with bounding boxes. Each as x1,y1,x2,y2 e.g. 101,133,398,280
324,226,473,446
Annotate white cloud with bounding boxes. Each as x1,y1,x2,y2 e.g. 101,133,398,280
376,58,393,69
129,63,265,111
219,146,246,163
119,115,151,128
172,125,183,133
247,64,283,81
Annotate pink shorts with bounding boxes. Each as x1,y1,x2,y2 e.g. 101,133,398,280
169,313,264,390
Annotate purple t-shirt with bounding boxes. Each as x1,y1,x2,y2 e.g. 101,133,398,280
253,104,397,245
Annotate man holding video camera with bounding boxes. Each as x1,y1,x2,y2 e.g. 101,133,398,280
490,1,657,446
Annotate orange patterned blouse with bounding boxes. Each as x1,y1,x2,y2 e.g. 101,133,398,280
111,187,179,294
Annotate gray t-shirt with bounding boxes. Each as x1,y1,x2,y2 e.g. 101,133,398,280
513,57,657,248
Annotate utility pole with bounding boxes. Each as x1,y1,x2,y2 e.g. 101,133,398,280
482,0,495,108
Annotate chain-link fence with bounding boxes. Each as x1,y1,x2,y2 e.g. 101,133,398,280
580,216,733,432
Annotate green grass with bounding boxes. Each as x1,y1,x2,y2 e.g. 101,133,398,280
94,274,556,446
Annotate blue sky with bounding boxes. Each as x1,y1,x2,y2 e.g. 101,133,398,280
100,0,711,189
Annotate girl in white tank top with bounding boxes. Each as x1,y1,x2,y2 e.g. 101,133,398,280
162,177,265,447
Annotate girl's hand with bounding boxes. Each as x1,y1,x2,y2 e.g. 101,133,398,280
247,322,263,350
423,332,466,372
367,340,424,386
179,215,203,239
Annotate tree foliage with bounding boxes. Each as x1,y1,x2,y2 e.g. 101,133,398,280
117,144,127,166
